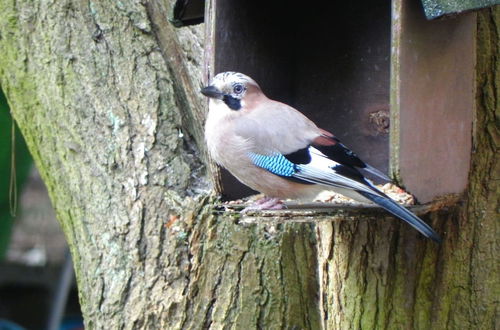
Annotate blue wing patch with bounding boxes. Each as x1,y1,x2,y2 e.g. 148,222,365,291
249,153,297,177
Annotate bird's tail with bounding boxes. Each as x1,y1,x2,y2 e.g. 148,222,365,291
357,191,442,243
362,164,391,181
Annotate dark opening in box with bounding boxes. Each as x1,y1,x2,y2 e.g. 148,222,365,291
204,0,475,203
208,1,391,199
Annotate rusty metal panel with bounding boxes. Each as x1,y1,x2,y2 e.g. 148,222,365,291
391,0,475,202
421,0,499,19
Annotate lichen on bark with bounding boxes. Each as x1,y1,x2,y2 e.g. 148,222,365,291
0,0,320,328
0,0,498,329
319,6,499,330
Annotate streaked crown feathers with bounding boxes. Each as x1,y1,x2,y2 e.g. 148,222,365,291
210,72,260,99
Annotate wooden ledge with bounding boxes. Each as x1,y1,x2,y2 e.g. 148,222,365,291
214,194,463,223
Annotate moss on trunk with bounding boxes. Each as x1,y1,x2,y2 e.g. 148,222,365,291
0,0,497,328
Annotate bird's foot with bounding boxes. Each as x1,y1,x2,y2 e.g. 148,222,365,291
241,197,285,213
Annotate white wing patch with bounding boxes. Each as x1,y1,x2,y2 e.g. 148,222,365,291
294,147,379,196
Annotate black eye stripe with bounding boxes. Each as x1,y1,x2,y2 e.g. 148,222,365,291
223,95,242,110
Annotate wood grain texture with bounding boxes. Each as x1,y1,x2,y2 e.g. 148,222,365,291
391,0,475,202
0,0,319,328
319,6,498,329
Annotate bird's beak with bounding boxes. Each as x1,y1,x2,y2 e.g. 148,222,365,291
200,85,224,100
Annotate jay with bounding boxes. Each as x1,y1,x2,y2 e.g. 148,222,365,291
201,72,441,242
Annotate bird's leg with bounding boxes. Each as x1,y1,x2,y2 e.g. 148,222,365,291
241,197,285,213
254,196,272,205
259,198,284,210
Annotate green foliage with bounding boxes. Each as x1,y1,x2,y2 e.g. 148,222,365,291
0,89,32,259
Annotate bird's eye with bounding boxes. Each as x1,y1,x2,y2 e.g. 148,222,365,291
233,84,244,94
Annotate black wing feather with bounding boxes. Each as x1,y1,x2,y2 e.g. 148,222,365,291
313,137,390,181
284,147,311,164
313,141,366,169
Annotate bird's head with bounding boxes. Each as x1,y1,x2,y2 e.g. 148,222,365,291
200,72,262,111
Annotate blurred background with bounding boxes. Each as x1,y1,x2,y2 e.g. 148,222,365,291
0,89,83,330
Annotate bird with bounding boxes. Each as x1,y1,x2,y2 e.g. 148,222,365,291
200,71,441,243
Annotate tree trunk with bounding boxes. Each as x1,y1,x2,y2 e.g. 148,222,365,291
0,0,320,328
0,0,497,329
317,7,499,330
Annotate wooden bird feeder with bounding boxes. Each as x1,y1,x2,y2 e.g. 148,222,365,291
173,0,493,203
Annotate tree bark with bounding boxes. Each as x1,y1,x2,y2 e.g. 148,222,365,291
0,1,497,329
0,1,320,328
317,7,499,330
